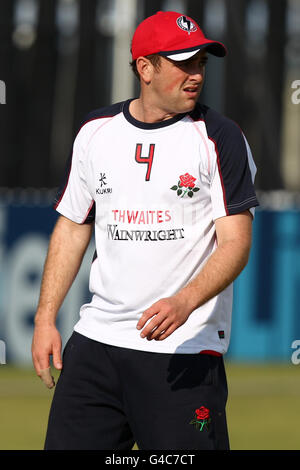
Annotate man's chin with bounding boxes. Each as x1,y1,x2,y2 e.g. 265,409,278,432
180,101,198,113
162,100,198,118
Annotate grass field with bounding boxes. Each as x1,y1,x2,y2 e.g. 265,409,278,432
0,361,299,450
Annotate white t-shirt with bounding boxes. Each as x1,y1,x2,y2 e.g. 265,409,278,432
54,99,259,354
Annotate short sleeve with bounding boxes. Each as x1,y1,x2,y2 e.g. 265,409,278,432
53,127,95,224
208,116,259,220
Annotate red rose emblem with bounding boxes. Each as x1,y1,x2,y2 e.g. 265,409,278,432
170,173,200,198
195,406,210,421
179,173,196,188
190,406,211,431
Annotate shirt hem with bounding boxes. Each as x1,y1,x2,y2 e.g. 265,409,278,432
73,324,224,355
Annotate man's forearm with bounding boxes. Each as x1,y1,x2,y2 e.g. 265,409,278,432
137,211,253,341
137,238,251,342
177,237,251,312
34,216,93,326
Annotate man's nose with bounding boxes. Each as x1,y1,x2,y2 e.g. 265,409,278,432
188,65,204,79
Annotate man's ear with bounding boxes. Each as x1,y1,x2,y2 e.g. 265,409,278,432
136,57,154,84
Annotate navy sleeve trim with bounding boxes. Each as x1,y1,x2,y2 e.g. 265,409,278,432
53,150,72,210
82,200,96,224
78,100,125,131
198,105,259,215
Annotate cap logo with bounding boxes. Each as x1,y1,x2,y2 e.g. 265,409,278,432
176,15,197,35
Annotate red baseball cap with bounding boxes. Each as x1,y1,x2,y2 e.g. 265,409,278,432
131,11,227,61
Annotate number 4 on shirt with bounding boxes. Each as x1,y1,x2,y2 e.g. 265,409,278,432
135,143,155,181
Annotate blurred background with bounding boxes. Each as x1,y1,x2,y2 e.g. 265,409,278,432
0,0,300,450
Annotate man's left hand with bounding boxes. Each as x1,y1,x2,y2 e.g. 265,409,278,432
136,294,193,341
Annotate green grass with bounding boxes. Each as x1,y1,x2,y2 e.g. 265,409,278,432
0,366,58,450
225,361,300,450
0,362,299,450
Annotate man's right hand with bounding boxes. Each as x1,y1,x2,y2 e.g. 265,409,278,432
31,216,93,388
31,323,62,388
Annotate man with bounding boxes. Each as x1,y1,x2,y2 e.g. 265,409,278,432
32,11,258,450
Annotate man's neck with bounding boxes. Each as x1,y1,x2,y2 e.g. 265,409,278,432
129,98,177,124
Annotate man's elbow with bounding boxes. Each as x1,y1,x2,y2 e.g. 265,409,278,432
237,236,252,272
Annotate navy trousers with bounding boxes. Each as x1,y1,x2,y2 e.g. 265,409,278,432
44,331,229,450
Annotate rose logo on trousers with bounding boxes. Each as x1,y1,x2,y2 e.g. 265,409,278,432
170,173,200,198
189,406,211,431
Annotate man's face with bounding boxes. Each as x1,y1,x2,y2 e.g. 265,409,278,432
149,50,207,117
